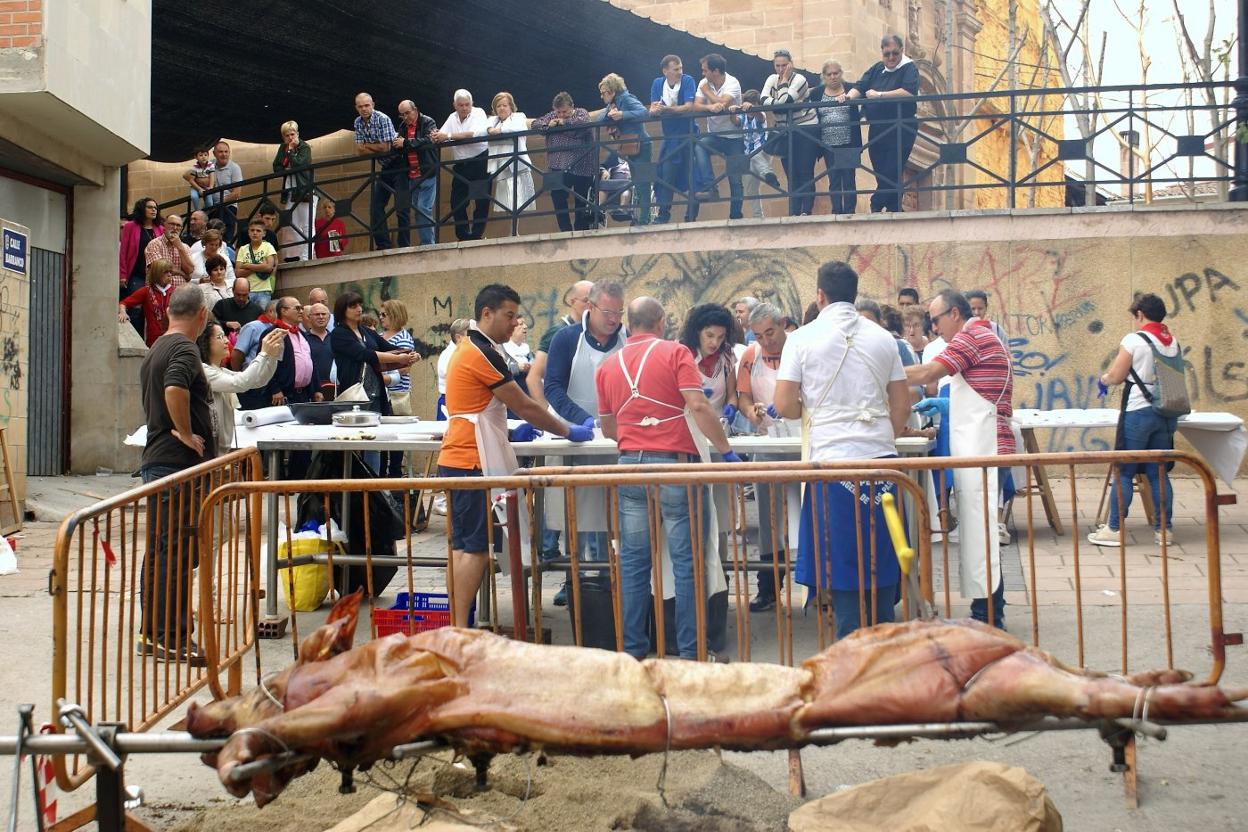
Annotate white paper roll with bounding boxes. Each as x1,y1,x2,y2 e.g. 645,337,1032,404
239,406,294,427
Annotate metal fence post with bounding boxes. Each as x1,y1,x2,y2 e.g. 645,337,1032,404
1232,0,1248,201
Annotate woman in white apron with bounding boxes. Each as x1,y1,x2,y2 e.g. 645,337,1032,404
485,92,536,217
736,319,802,613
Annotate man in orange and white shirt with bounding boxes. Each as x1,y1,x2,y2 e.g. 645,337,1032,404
440,283,592,626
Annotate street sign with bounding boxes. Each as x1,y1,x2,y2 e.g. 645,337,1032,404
2,228,26,275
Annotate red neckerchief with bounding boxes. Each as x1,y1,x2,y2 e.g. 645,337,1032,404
281,145,293,169
1139,321,1173,346
968,318,992,330
258,313,275,326
274,319,300,335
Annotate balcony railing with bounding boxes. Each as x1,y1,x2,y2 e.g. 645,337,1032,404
153,80,1240,260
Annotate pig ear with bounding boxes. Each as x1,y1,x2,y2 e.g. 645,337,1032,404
328,590,364,654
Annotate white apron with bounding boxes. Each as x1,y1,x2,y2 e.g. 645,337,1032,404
747,344,802,548
695,351,733,534
448,348,530,569
616,340,727,600
948,371,1002,598
544,317,623,536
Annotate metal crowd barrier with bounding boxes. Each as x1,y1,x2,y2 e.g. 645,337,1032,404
154,79,1238,257
193,449,1237,685
48,448,263,794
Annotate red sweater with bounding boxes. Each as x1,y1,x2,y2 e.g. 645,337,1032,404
121,284,172,346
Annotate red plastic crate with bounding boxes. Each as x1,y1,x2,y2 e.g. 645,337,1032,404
372,607,451,638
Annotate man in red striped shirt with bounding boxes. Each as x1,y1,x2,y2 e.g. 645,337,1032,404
906,289,1013,627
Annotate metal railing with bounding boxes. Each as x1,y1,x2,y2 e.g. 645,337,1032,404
153,80,1240,258
48,448,263,791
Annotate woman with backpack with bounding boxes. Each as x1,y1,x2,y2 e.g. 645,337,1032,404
1088,292,1185,547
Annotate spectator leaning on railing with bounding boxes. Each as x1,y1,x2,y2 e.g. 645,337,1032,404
484,92,535,219
812,60,862,216
594,73,651,225
841,34,919,213
760,48,819,216
273,120,317,262
531,91,596,233
392,99,441,247
649,55,700,225
692,53,744,220
353,92,403,249
211,141,243,243
433,90,491,242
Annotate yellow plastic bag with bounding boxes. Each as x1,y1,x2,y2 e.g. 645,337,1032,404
278,536,341,612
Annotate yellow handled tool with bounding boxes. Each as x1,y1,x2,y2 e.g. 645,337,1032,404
881,493,914,576
882,492,935,619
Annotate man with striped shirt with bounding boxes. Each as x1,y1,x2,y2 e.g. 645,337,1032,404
906,289,1013,627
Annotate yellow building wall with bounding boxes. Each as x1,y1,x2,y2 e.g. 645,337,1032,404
972,0,1066,208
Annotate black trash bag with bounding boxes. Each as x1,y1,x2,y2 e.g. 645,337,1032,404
655,589,729,656
295,451,404,598
566,571,618,651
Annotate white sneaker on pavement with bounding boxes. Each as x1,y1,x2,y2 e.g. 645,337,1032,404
1087,524,1125,547
997,523,1011,545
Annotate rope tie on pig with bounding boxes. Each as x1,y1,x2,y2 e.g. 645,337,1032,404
258,673,285,711
656,694,673,808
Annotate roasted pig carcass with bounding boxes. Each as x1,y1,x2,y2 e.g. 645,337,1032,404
190,595,1246,807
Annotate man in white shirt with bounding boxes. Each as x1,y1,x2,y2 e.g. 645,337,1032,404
693,53,745,219
433,89,491,241
774,261,911,638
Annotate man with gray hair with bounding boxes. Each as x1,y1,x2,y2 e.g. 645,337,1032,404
733,295,759,344
137,285,213,666
543,280,627,603
737,302,801,612
433,89,490,241
354,91,403,249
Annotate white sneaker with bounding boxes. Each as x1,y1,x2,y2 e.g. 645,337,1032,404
1087,525,1125,547
432,497,447,516
1155,528,1174,545
997,523,1011,545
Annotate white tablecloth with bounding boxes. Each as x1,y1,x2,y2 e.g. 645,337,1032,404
1014,408,1246,487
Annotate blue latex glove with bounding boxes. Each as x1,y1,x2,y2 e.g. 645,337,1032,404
566,424,594,442
1096,379,1110,399
765,404,779,420
511,423,541,442
721,404,738,422
913,397,950,418
581,416,599,430
702,386,714,399
721,450,744,463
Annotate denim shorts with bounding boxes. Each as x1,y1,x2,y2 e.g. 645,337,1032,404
438,465,489,553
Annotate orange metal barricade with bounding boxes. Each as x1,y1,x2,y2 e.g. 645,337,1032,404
49,449,263,792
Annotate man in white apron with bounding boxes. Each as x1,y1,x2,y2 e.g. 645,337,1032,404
736,302,802,613
530,280,594,560
543,281,627,604
440,283,594,626
596,296,741,659
774,261,911,639
906,289,1015,628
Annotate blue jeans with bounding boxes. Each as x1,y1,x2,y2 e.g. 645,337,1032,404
655,138,697,222
408,176,437,246
830,586,897,640
1109,408,1178,531
250,290,272,311
617,451,705,659
694,133,744,218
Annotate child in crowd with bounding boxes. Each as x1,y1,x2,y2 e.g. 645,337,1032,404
313,199,349,259
740,90,782,219
185,146,217,210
